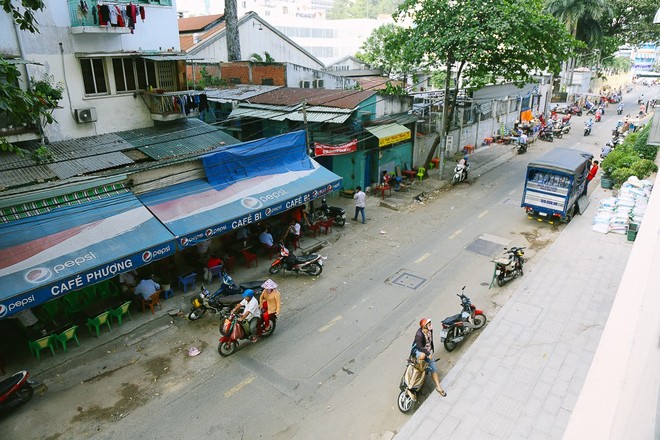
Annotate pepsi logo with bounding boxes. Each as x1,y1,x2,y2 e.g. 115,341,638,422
265,208,272,216
180,237,189,246
142,251,153,262
25,267,52,284
205,229,213,237
326,184,332,191
312,190,318,198
0,305,7,318
241,197,263,210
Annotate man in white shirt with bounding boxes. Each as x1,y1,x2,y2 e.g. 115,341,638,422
353,186,366,224
232,289,261,341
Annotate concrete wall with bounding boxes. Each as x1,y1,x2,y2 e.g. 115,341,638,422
563,151,660,439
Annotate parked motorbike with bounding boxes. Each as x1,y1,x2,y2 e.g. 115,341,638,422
595,112,601,122
586,106,597,115
440,287,487,352
0,370,36,412
490,246,526,287
397,355,429,413
560,120,572,134
517,139,527,154
269,243,324,276
584,122,592,136
452,163,470,185
567,105,582,116
217,310,276,357
551,126,563,139
188,270,264,320
538,128,554,142
315,198,346,226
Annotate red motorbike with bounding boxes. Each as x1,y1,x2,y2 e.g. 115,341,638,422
217,305,276,357
269,243,324,276
595,112,602,122
0,370,36,412
440,287,487,352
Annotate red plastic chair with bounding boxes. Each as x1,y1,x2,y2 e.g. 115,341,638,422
262,244,277,260
241,249,258,268
306,222,322,238
319,219,334,235
224,255,236,274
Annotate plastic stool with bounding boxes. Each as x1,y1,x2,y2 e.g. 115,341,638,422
163,288,174,299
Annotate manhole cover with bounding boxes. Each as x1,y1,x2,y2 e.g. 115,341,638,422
465,237,507,257
389,272,427,290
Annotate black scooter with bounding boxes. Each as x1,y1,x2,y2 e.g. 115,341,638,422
315,198,346,226
0,370,37,412
188,270,264,320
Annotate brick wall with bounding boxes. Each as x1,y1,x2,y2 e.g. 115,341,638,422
220,62,286,85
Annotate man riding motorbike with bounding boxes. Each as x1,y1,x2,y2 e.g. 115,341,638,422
456,154,469,178
410,318,447,397
231,289,261,342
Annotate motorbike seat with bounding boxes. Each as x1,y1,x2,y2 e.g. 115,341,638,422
239,280,265,291
215,293,243,307
442,313,463,325
493,256,512,265
294,254,319,263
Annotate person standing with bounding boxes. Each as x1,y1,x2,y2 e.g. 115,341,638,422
411,318,446,396
259,279,281,322
587,160,599,183
353,186,366,224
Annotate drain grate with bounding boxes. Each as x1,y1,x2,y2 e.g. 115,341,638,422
389,272,427,290
465,236,508,258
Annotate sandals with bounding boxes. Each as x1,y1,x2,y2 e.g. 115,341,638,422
436,387,447,397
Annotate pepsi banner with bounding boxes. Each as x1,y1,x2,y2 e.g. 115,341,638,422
140,158,343,247
0,192,177,319
0,242,175,319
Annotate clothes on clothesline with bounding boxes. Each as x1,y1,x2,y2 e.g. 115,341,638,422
96,2,147,31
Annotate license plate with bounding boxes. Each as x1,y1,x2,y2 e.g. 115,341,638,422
318,260,323,266
539,212,547,217
441,330,448,339
495,269,501,275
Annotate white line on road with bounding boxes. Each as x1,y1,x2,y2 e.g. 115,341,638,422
415,253,431,264
448,229,463,239
225,375,255,398
318,315,342,333
478,210,489,218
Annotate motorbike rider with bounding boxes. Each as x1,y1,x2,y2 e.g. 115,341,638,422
232,289,261,342
410,318,447,397
518,130,528,147
585,118,594,131
617,102,624,113
456,154,469,179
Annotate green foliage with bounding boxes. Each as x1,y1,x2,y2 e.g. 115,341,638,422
610,167,634,186
630,159,658,179
633,124,658,160
30,74,63,107
377,82,407,96
31,144,53,164
604,0,660,47
600,123,658,187
328,0,402,19
199,67,225,87
356,24,410,78
1,0,45,33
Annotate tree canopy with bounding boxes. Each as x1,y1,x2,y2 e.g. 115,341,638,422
355,23,410,78
393,0,576,90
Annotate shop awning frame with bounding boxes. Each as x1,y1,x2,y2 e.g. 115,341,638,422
365,123,411,147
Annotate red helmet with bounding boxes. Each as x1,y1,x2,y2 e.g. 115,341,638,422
419,318,431,327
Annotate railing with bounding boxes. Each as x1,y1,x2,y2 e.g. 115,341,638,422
67,0,172,28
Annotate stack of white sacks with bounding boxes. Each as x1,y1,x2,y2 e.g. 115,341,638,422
592,176,653,234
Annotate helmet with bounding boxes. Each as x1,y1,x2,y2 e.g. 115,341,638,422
419,318,431,327
464,155,469,161
242,289,254,298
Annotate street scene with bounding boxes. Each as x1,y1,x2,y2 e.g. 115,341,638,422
1,1,659,440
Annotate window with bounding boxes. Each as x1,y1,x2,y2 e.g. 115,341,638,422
80,58,108,95
113,58,157,92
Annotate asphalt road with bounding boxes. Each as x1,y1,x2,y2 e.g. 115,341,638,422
1,94,627,440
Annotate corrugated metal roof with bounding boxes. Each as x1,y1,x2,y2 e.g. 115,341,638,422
205,85,282,103
228,105,352,123
0,164,56,189
365,123,410,138
48,152,134,179
248,87,377,109
117,118,240,160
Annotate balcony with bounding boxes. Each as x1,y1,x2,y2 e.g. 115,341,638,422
140,91,203,122
0,115,40,143
68,0,131,34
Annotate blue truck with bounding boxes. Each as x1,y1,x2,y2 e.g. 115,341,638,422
521,148,593,223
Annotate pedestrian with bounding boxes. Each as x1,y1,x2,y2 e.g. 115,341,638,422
588,160,599,180
411,318,447,396
353,185,366,224
259,279,281,321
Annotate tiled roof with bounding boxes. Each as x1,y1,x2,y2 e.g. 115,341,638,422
178,14,224,33
247,88,377,109
354,76,403,91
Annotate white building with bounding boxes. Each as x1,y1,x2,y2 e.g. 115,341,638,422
1,0,189,143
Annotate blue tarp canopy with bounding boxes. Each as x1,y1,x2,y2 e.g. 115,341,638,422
0,190,176,319
138,131,342,246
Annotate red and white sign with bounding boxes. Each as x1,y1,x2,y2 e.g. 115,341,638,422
314,139,358,157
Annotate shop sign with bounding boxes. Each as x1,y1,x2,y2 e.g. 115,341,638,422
314,139,358,156
378,130,411,147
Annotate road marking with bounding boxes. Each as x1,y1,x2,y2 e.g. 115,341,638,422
318,315,342,333
478,210,488,218
225,375,255,398
508,189,516,195
415,253,431,264
448,228,463,239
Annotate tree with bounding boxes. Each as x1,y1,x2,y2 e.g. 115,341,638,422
1,0,44,33
393,0,576,169
601,0,660,47
355,24,411,79
328,0,402,19
225,0,241,61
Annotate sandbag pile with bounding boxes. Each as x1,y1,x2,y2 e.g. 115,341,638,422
592,176,653,235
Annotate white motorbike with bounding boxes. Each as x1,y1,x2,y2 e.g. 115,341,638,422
452,163,469,185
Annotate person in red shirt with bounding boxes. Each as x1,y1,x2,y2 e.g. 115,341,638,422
203,253,223,282
587,160,599,182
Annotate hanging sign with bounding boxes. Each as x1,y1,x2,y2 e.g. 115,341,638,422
314,139,358,157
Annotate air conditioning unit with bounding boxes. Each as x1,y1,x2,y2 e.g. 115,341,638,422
75,108,97,123
299,80,312,89
313,79,324,89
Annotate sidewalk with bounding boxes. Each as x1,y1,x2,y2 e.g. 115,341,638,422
394,164,649,437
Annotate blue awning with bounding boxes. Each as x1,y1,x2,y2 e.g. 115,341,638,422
0,190,176,319
138,131,342,246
